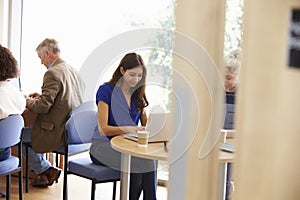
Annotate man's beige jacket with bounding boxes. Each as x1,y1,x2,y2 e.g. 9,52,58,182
26,59,85,153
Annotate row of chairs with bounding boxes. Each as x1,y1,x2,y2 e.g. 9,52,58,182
0,101,120,200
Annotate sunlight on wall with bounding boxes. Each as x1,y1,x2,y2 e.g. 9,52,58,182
20,0,174,100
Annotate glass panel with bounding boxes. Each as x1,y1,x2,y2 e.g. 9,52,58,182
20,0,175,184
20,0,175,96
224,0,244,54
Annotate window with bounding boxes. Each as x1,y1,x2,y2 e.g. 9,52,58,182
224,0,244,54
20,0,174,110
20,0,175,184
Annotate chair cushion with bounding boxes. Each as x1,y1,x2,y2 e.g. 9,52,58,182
53,144,91,156
68,157,120,181
0,156,20,175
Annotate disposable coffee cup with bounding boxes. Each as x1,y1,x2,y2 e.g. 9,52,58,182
137,130,150,147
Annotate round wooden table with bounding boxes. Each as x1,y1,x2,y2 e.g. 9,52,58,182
111,135,169,200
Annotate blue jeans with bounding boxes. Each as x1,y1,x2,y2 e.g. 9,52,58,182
0,147,10,161
22,127,51,175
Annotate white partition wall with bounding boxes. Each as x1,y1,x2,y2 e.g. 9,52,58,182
233,0,300,199
169,1,226,199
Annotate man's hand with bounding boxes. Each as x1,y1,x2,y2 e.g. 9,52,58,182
28,92,40,99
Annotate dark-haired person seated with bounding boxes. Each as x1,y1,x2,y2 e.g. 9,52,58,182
90,53,157,200
0,44,26,162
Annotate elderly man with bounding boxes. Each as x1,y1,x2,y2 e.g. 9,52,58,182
24,38,85,187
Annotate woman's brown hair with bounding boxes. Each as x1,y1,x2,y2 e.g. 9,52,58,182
109,52,149,111
0,44,19,81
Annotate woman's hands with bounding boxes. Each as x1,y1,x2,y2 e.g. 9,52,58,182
122,126,145,134
97,101,146,136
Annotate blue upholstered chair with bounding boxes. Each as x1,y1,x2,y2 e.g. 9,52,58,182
23,101,97,192
62,109,120,200
0,114,24,200
53,100,97,169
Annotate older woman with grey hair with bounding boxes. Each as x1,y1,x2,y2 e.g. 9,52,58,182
224,48,242,94
223,48,242,200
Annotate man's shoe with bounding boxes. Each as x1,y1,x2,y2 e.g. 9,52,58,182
31,173,49,187
47,166,62,186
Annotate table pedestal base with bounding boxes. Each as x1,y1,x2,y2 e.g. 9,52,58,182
120,154,131,200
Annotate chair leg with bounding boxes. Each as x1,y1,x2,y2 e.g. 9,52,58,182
112,181,117,200
55,153,59,183
25,145,29,193
56,153,59,168
91,181,96,200
63,151,68,200
19,170,23,200
63,169,68,200
6,174,11,200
